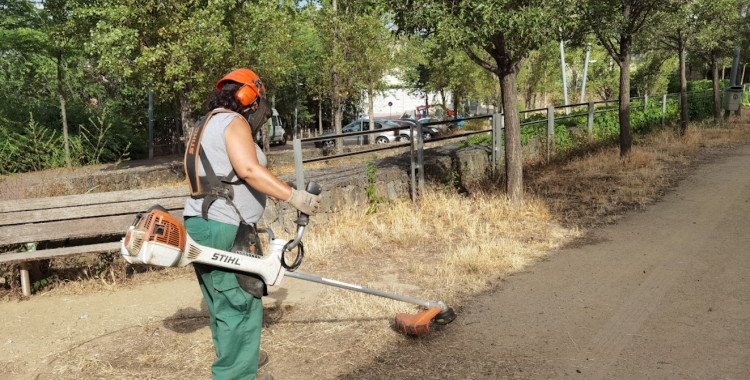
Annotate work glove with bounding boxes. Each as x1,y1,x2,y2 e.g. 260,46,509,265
286,189,321,216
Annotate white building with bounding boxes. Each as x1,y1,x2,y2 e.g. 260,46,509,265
366,74,454,119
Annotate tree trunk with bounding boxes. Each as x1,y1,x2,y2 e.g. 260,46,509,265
679,48,688,135
318,96,323,135
57,52,71,169
618,42,632,157
178,89,195,146
332,0,343,153
500,71,523,207
368,85,375,144
524,85,533,111
712,54,721,123
332,93,343,151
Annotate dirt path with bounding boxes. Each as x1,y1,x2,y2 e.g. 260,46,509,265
0,274,329,379
343,144,750,379
2,142,750,379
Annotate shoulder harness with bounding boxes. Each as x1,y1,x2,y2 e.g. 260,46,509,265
184,109,248,222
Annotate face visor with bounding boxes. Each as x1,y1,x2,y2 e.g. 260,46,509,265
244,97,272,138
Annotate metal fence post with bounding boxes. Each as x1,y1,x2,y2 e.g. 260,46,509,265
293,138,304,191
587,102,594,134
547,107,554,162
491,114,497,169
662,94,667,127
492,113,503,171
416,121,425,197
410,123,416,203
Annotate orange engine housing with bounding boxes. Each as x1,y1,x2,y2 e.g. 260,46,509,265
124,207,186,252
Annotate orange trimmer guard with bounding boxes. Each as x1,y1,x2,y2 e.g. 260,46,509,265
394,307,444,335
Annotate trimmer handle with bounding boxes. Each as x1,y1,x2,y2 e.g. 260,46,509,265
295,182,322,227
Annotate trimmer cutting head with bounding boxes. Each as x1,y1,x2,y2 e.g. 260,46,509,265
394,306,456,335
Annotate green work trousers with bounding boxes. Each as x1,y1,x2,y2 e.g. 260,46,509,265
185,217,263,380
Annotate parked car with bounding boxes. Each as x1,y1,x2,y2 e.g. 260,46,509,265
389,119,439,141
314,119,400,148
266,108,286,145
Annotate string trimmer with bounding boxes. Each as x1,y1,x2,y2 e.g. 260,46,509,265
120,182,455,335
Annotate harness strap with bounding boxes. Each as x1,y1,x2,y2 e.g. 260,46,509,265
184,109,251,223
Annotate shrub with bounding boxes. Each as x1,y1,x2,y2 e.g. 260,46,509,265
0,113,131,175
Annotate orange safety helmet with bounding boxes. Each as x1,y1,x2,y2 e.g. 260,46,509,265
216,68,267,107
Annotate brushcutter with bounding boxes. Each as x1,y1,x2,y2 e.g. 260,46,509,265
120,182,456,335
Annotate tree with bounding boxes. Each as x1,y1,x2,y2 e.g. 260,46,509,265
517,41,561,110
630,52,677,98
354,13,391,143
82,0,296,142
579,0,671,156
396,38,493,116
0,0,96,168
652,1,696,134
691,0,746,122
587,56,620,101
387,1,568,206
317,0,394,152
292,6,328,136
394,38,433,110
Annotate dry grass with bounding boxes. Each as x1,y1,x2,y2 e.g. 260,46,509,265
302,189,579,316
527,118,750,227
38,264,195,297
37,320,218,380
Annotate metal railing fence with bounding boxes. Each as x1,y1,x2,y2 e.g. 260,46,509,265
292,88,725,202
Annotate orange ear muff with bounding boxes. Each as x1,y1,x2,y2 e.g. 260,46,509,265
235,84,258,106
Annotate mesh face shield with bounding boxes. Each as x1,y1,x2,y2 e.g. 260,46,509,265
245,98,272,138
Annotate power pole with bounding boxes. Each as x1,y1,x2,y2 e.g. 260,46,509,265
580,44,592,104
559,36,569,115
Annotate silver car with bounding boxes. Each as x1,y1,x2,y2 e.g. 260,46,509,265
315,119,400,148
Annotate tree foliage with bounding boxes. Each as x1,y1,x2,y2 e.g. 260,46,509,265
385,0,568,205
3,0,750,178
578,0,672,155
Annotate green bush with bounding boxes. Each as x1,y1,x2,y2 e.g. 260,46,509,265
0,113,130,175
459,134,491,148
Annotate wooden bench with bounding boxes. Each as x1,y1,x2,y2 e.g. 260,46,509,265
0,186,189,296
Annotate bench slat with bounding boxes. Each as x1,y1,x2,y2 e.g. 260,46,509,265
0,242,122,264
0,211,184,247
0,197,186,226
0,186,188,213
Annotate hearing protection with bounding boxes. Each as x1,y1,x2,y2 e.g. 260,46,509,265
216,69,267,107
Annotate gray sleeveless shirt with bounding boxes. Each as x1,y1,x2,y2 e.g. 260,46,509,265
183,110,267,226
